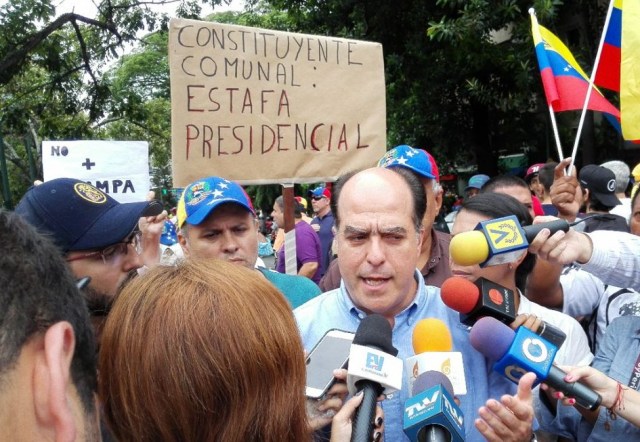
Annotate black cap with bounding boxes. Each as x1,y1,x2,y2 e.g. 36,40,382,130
579,164,621,208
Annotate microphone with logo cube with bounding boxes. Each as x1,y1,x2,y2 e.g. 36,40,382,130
470,316,601,411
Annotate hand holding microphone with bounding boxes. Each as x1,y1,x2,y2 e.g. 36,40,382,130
469,317,601,410
347,314,403,442
440,277,567,348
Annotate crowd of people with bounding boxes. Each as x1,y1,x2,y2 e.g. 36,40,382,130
3,144,640,441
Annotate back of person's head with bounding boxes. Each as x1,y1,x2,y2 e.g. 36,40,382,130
480,175,529,194
330,167,426,232
461,193,536,291
274,195,304,219
99,259,308,442
600,160,631,194
0,210,97,432
538,163,557,192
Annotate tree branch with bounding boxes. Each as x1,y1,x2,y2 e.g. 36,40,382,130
0,13,120,84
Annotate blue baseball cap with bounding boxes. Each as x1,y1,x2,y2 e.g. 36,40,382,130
177,177,255,229
465,174,490,191
308,186,331,199
377,145,439,181
15,178,163,253
160,220,178,246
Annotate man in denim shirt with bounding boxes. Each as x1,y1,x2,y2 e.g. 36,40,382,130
295,168,535,441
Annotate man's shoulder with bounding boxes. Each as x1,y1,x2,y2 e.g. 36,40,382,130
257,268,321,307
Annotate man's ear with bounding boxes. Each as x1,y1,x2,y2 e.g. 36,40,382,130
177,228,191,258
33,322,77,442
434,187,444,213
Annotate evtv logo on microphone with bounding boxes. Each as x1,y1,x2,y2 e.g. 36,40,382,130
366,352,385,371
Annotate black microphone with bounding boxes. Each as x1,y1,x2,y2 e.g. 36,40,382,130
470,317,601,411
403,371,465,442
347,314,400,442
441,277,567,348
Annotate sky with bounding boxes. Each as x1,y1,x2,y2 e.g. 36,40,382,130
0,0,244,17
52,0,245,16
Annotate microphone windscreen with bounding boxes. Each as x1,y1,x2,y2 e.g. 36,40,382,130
412,318,453,354
440,277,480,314
469,317,514,361
353,314,398,356
412,370,455,396
449,230,490,266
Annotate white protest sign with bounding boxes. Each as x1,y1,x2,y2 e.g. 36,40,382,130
42,140,150,203
168,18,387,186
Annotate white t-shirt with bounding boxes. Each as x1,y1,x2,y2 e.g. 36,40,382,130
560,265,640,353
609,197,631,222
518,294,593,367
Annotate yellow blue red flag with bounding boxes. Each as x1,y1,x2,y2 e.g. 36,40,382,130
530,13,620,126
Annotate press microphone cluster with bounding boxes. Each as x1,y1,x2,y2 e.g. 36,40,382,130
450,215,570,267
347,314,403,442
440,277,567,348
470,317,601,411
403,371,465,442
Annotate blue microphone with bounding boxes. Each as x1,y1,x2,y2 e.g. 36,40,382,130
470,317,601,411
403,371,465,442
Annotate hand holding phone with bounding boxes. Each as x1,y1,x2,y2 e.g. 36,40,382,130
305,329,354,399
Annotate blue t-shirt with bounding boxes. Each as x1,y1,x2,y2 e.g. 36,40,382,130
311,211,335,276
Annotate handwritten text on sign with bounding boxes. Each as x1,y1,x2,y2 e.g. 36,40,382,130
169,19,386,186
42,140,150,204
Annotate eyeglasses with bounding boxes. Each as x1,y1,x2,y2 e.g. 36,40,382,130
66,231,142,264
311,196,325,201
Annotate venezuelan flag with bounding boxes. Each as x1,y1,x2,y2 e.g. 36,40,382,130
621,0,640,140
531,13,620,123
594,0,621,92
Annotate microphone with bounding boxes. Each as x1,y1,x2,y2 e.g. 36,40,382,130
403,371,465,442
469,317,601,411
441,277,567,348
450,215,569,267
406,318,467,395
347,314,403,442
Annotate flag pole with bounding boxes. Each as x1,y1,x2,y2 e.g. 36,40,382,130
569,0,616,170
529,9,565,163
547,104,565,162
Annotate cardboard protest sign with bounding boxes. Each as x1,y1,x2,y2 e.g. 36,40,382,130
169,18,386,186
42,140,150,203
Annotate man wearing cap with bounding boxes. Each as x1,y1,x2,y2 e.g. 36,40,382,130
309,185,335,277
464,173,490,199
15,178,164,336
319,145,451,291
177,176,321,308
579,164,628,233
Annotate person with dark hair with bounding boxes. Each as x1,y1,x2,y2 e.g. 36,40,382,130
578,164,629,233
177,176,321,308
525,163,546,200
481,174,537,219
99,259,378,442
451,192,592,366
14,178,165,343
295,167,536,441
539,163,560,216
272,195,322,283
0,210,100,441
320,145,451,291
